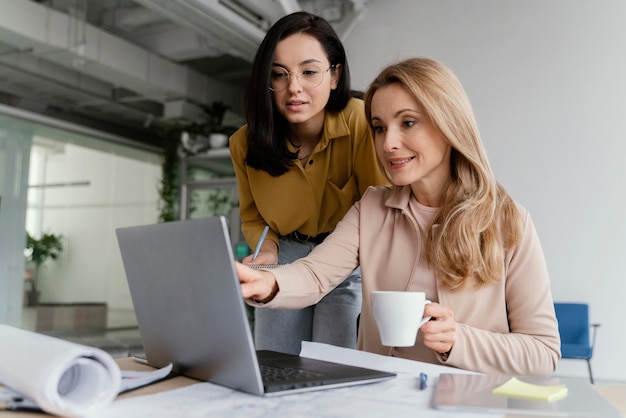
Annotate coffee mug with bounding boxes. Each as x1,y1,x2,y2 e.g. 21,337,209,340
371,291,432,347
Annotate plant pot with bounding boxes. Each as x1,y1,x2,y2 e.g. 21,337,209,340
35,302,108,332
25,290,40,307
209,133,228,149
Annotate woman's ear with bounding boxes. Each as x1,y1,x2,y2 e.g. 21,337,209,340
330,64,342,90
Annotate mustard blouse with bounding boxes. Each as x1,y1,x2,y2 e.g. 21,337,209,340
229,98,387,249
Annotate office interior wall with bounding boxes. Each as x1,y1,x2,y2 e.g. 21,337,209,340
29,140,161,312
343,0,626,381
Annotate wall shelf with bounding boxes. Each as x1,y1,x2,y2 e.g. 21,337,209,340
179,148,244,253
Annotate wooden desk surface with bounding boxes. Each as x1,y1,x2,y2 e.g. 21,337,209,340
596,385,626,416
3,358,625,417
115,358,199,399
1,358,200,417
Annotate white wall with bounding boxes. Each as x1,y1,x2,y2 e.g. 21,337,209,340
26,130,161,317
344,0,626,381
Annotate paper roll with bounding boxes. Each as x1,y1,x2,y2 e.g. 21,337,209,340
0,324,121,417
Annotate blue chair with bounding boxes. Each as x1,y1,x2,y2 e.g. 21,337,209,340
554,302,600,384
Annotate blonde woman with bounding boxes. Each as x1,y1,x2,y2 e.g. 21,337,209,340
237,57,560,376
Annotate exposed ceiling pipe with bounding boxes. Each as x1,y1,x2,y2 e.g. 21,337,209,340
135,0,267,61
0,0,244,116
0,103,161,152
215,0,290,28
111,7,167,31
349,0,369,11
276,0,303,15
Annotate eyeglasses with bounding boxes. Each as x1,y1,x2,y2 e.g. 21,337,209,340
269,63,334,92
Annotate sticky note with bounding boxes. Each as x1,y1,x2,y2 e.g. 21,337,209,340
492,377,568,402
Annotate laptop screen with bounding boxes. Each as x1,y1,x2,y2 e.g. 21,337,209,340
116,216,395,397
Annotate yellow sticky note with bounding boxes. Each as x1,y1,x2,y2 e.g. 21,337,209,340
492,377,568,402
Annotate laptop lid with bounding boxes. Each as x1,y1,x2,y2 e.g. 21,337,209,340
116,216,394,396
432,373,621,417
116,216,265,395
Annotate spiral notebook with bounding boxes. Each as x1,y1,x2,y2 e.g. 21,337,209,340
116,216,395,397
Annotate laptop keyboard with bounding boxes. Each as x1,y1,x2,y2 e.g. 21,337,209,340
260,363,324,382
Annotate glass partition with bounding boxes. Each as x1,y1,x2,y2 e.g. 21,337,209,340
0,110,161,333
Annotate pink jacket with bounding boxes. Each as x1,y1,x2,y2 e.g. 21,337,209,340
261,185,561,376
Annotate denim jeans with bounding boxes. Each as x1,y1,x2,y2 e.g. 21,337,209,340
254,237,362,355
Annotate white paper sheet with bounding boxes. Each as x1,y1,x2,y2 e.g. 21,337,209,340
90,343,496,418
120,364,173,393
0,324,121,417
300,341,477,377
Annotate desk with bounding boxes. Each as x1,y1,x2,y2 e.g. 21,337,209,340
597,385,626,416
1,358,195,418
3,348,626,418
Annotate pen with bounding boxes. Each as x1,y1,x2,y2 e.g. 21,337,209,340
419,372,428,390
0,397,41,412
252,226,269,261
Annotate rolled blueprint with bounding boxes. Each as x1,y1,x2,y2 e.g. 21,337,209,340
0,324,121,417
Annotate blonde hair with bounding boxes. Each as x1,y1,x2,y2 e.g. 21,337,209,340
364,57,522,289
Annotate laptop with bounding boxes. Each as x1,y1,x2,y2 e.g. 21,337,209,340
432,373,622,417
115,216,395,396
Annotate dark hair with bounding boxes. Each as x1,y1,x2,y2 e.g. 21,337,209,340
244,11,352,176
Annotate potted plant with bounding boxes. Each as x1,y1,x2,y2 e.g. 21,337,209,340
24,231,63,306
201,101,231,149
158,125,182,222
179,101,237,154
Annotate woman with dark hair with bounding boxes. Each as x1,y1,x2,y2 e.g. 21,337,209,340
230,12,386,355
236,57,560,376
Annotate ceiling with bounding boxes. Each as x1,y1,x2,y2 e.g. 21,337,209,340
0,0,368,149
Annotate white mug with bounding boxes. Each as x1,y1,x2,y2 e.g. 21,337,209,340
371,291,432,347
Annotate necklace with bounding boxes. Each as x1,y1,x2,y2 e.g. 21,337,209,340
290,142,310,162
288,137,314,163
297,154,311,166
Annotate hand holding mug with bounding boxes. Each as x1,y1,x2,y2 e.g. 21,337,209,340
419,301,456,355
371,291,432,347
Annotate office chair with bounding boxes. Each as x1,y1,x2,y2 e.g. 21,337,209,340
554,302,601,384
